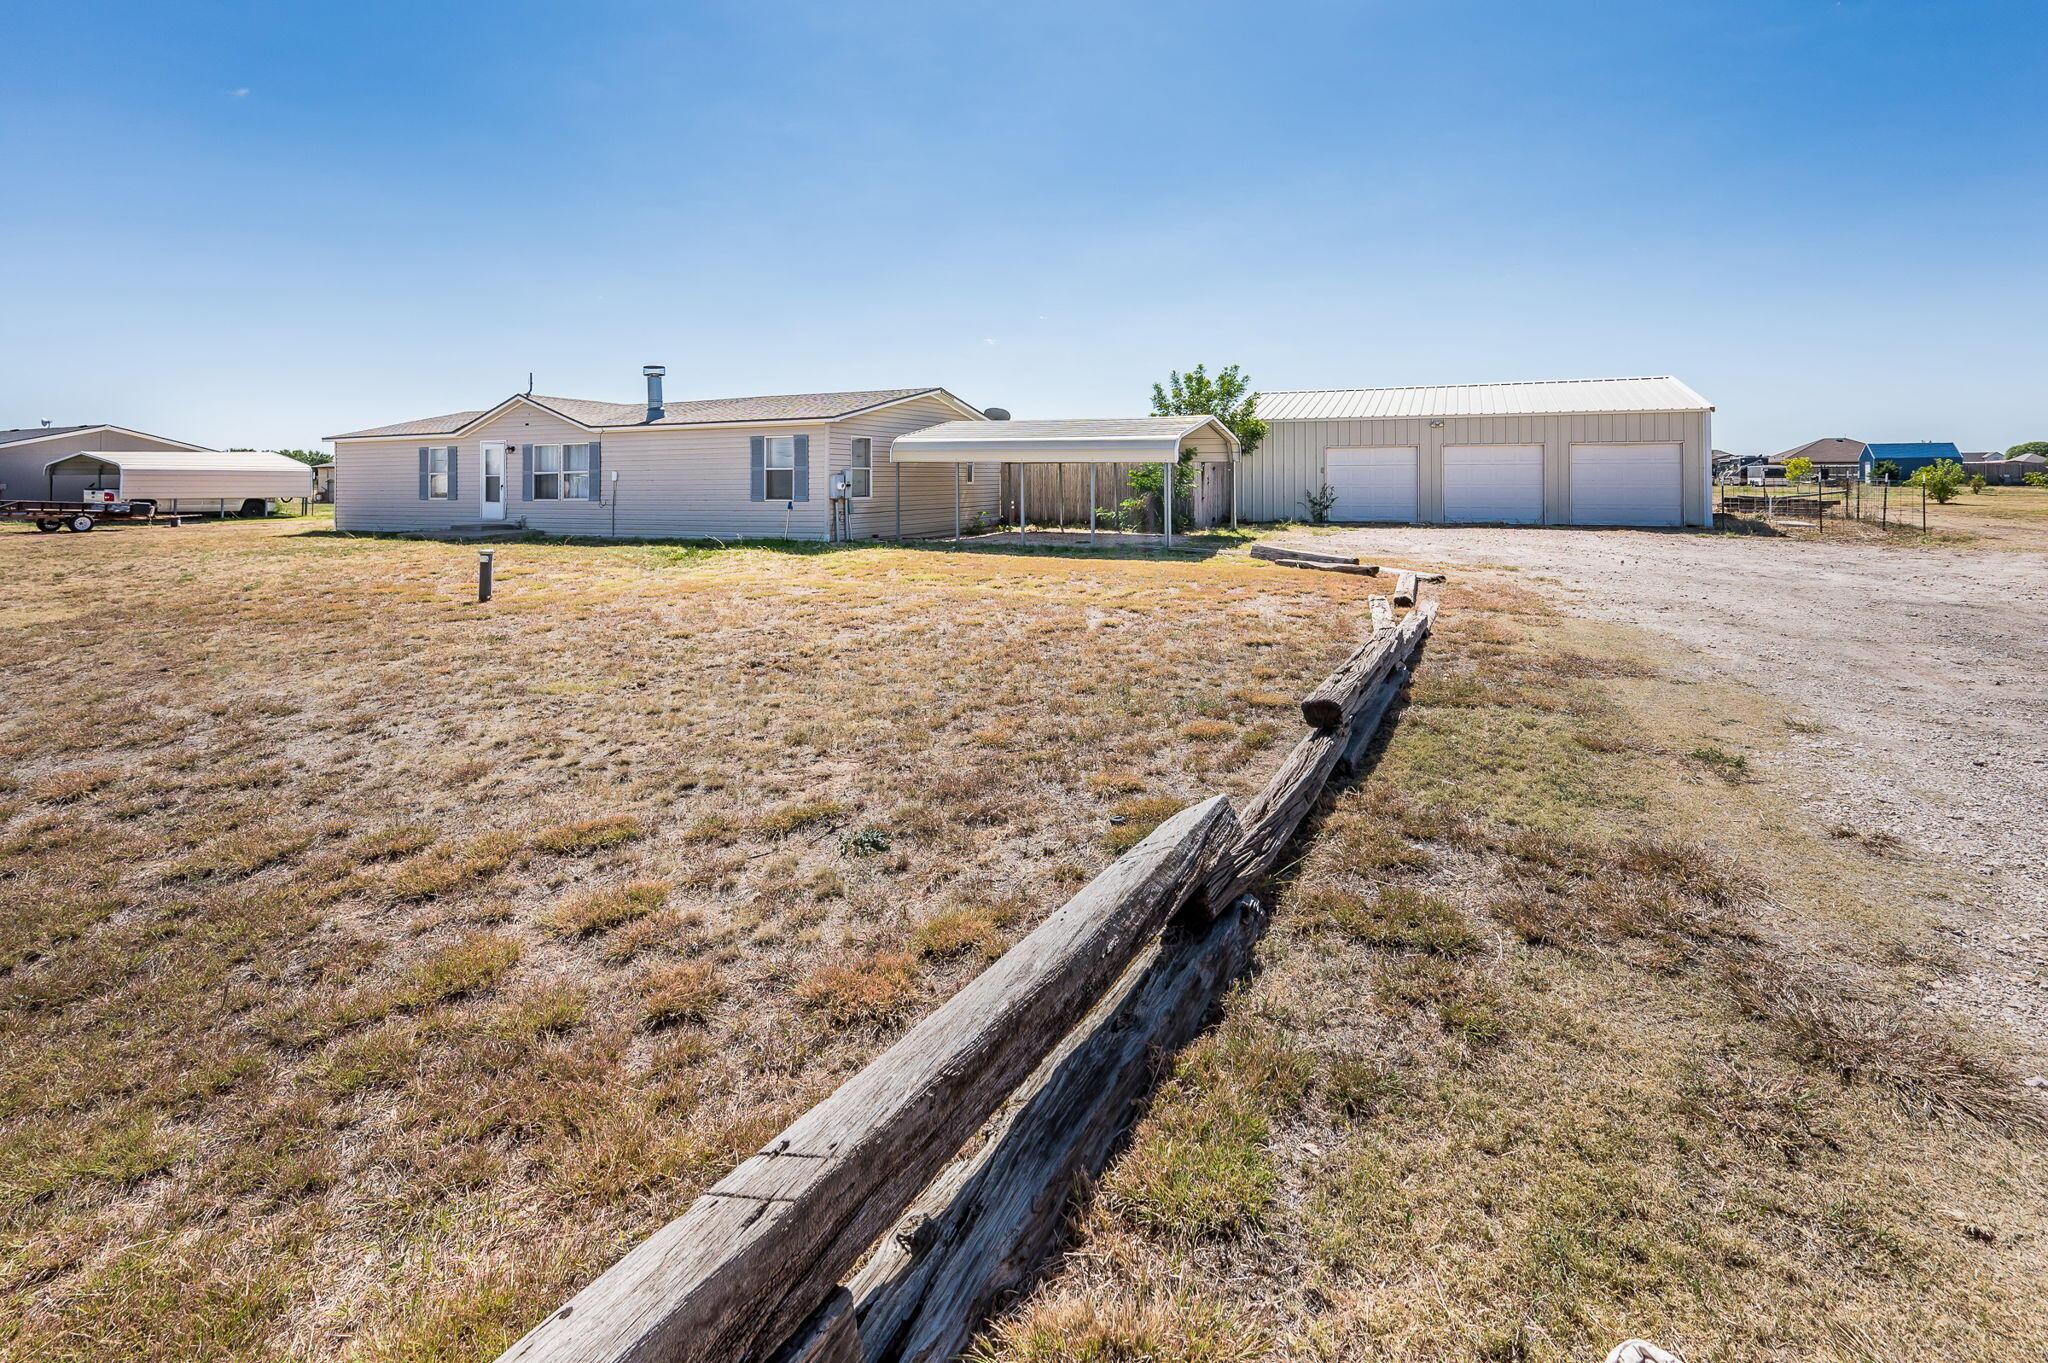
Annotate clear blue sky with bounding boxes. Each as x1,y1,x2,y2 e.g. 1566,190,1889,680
3,0,2043,455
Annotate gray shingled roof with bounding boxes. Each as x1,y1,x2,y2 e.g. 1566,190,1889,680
0,425,92,446
330,388,951,440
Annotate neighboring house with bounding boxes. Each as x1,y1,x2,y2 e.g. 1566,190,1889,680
1772,437,1867,478
1861,441,1960,480
327,369,1002,540
0,423,204,501
1239,376,1714,527
0,423,310,512
1961,452,2044,485
311,462,336,502
1984,451,2048,483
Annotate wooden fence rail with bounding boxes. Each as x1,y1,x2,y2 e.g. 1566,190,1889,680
496,580,1439,1363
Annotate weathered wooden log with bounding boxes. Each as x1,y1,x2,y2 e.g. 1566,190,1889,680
770,1290,860,1363
1201,724,1350,911
1249,542,1360,566
1337,663,1411,776
1270,557,1381,577
495,797,1238,1363
848,897,1264,1361
1369,596,1393,633
1393,571,1418,606
1299,602,1434,729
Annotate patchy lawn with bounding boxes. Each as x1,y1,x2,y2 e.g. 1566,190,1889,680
976,578,2048,1361
0,518,1363,1362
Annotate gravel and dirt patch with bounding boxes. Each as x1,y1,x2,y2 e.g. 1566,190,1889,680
1305,514,2048,1069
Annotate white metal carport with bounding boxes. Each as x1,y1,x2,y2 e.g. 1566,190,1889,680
887,416,1241,547
43,449,314,511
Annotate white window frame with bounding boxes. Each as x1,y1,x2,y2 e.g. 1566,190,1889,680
847,436,873,499
763,435,796,502
428,446,451,499
562,443,591,500
532,444,561,500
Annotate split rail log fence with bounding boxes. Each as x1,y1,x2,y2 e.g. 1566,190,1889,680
497,580,1439,1363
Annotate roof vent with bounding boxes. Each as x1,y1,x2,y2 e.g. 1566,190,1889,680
983,406,1011,421
643,365,666,422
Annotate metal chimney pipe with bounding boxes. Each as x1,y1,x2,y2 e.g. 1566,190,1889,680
643,364,666,421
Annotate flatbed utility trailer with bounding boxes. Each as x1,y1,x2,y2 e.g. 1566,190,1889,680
0,497,183,532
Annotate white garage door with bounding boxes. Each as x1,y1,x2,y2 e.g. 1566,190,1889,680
1325,446,1418,522
1570,443,1682,526
1443,445,1544,524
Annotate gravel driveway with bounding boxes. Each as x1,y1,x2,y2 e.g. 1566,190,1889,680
1311,523,2048,1064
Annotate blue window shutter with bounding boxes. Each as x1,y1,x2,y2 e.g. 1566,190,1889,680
587,441,603,501
749,436,765,502
521,444,534,501
417,447,429,500
794,434,810,502
445,446,458,501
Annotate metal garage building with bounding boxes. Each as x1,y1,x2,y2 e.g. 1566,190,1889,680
1239,376,1714,528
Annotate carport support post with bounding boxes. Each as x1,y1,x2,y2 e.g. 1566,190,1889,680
1162,459,1173,548
1230,449,1239,530
1018,468,1026,535
953,463,962,541
1089,465,1098,547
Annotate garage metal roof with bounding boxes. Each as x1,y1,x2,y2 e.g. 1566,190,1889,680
1257,376,1713,421
44,449,313,474
889,416,1238,464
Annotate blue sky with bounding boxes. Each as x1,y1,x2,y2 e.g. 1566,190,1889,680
3,0,2043,455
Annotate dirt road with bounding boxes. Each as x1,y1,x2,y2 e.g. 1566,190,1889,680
1314,523,2048,1064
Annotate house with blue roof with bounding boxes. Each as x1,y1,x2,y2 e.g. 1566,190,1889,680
1861,441,1960,481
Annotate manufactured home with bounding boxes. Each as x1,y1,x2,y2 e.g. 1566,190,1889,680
328,371,1007,540
1238,376,1715,528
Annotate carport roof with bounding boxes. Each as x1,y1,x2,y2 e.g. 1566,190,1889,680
1258,376,1713,421
889,415,1238,464
44,449,312,474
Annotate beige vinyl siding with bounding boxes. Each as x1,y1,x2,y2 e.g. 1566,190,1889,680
0,431,194,502
338,397,836,539
1241,410,1711,527
834,396,1001,540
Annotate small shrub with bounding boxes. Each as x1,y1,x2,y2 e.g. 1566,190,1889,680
796,951,918,1026
1909,458,1964,504
1304,484,1339,524
841,827,892,856
2025,470,2048,489
639,961,724,1028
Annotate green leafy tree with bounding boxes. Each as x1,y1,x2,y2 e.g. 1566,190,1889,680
2005,441,2048,460
1784,455,1814,482
2025,471,2048,489
1869,459,1902,483
1910,458,1965,503
276,449,329,467
1142,364,1268,530
1151,364,1269,458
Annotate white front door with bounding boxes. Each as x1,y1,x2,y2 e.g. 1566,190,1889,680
1326,447,1419,522
1443,445,1544,524
480,443,507,521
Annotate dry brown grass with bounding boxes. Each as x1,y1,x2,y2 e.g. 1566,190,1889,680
0,517,1360,1361
979,579,2048,1362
